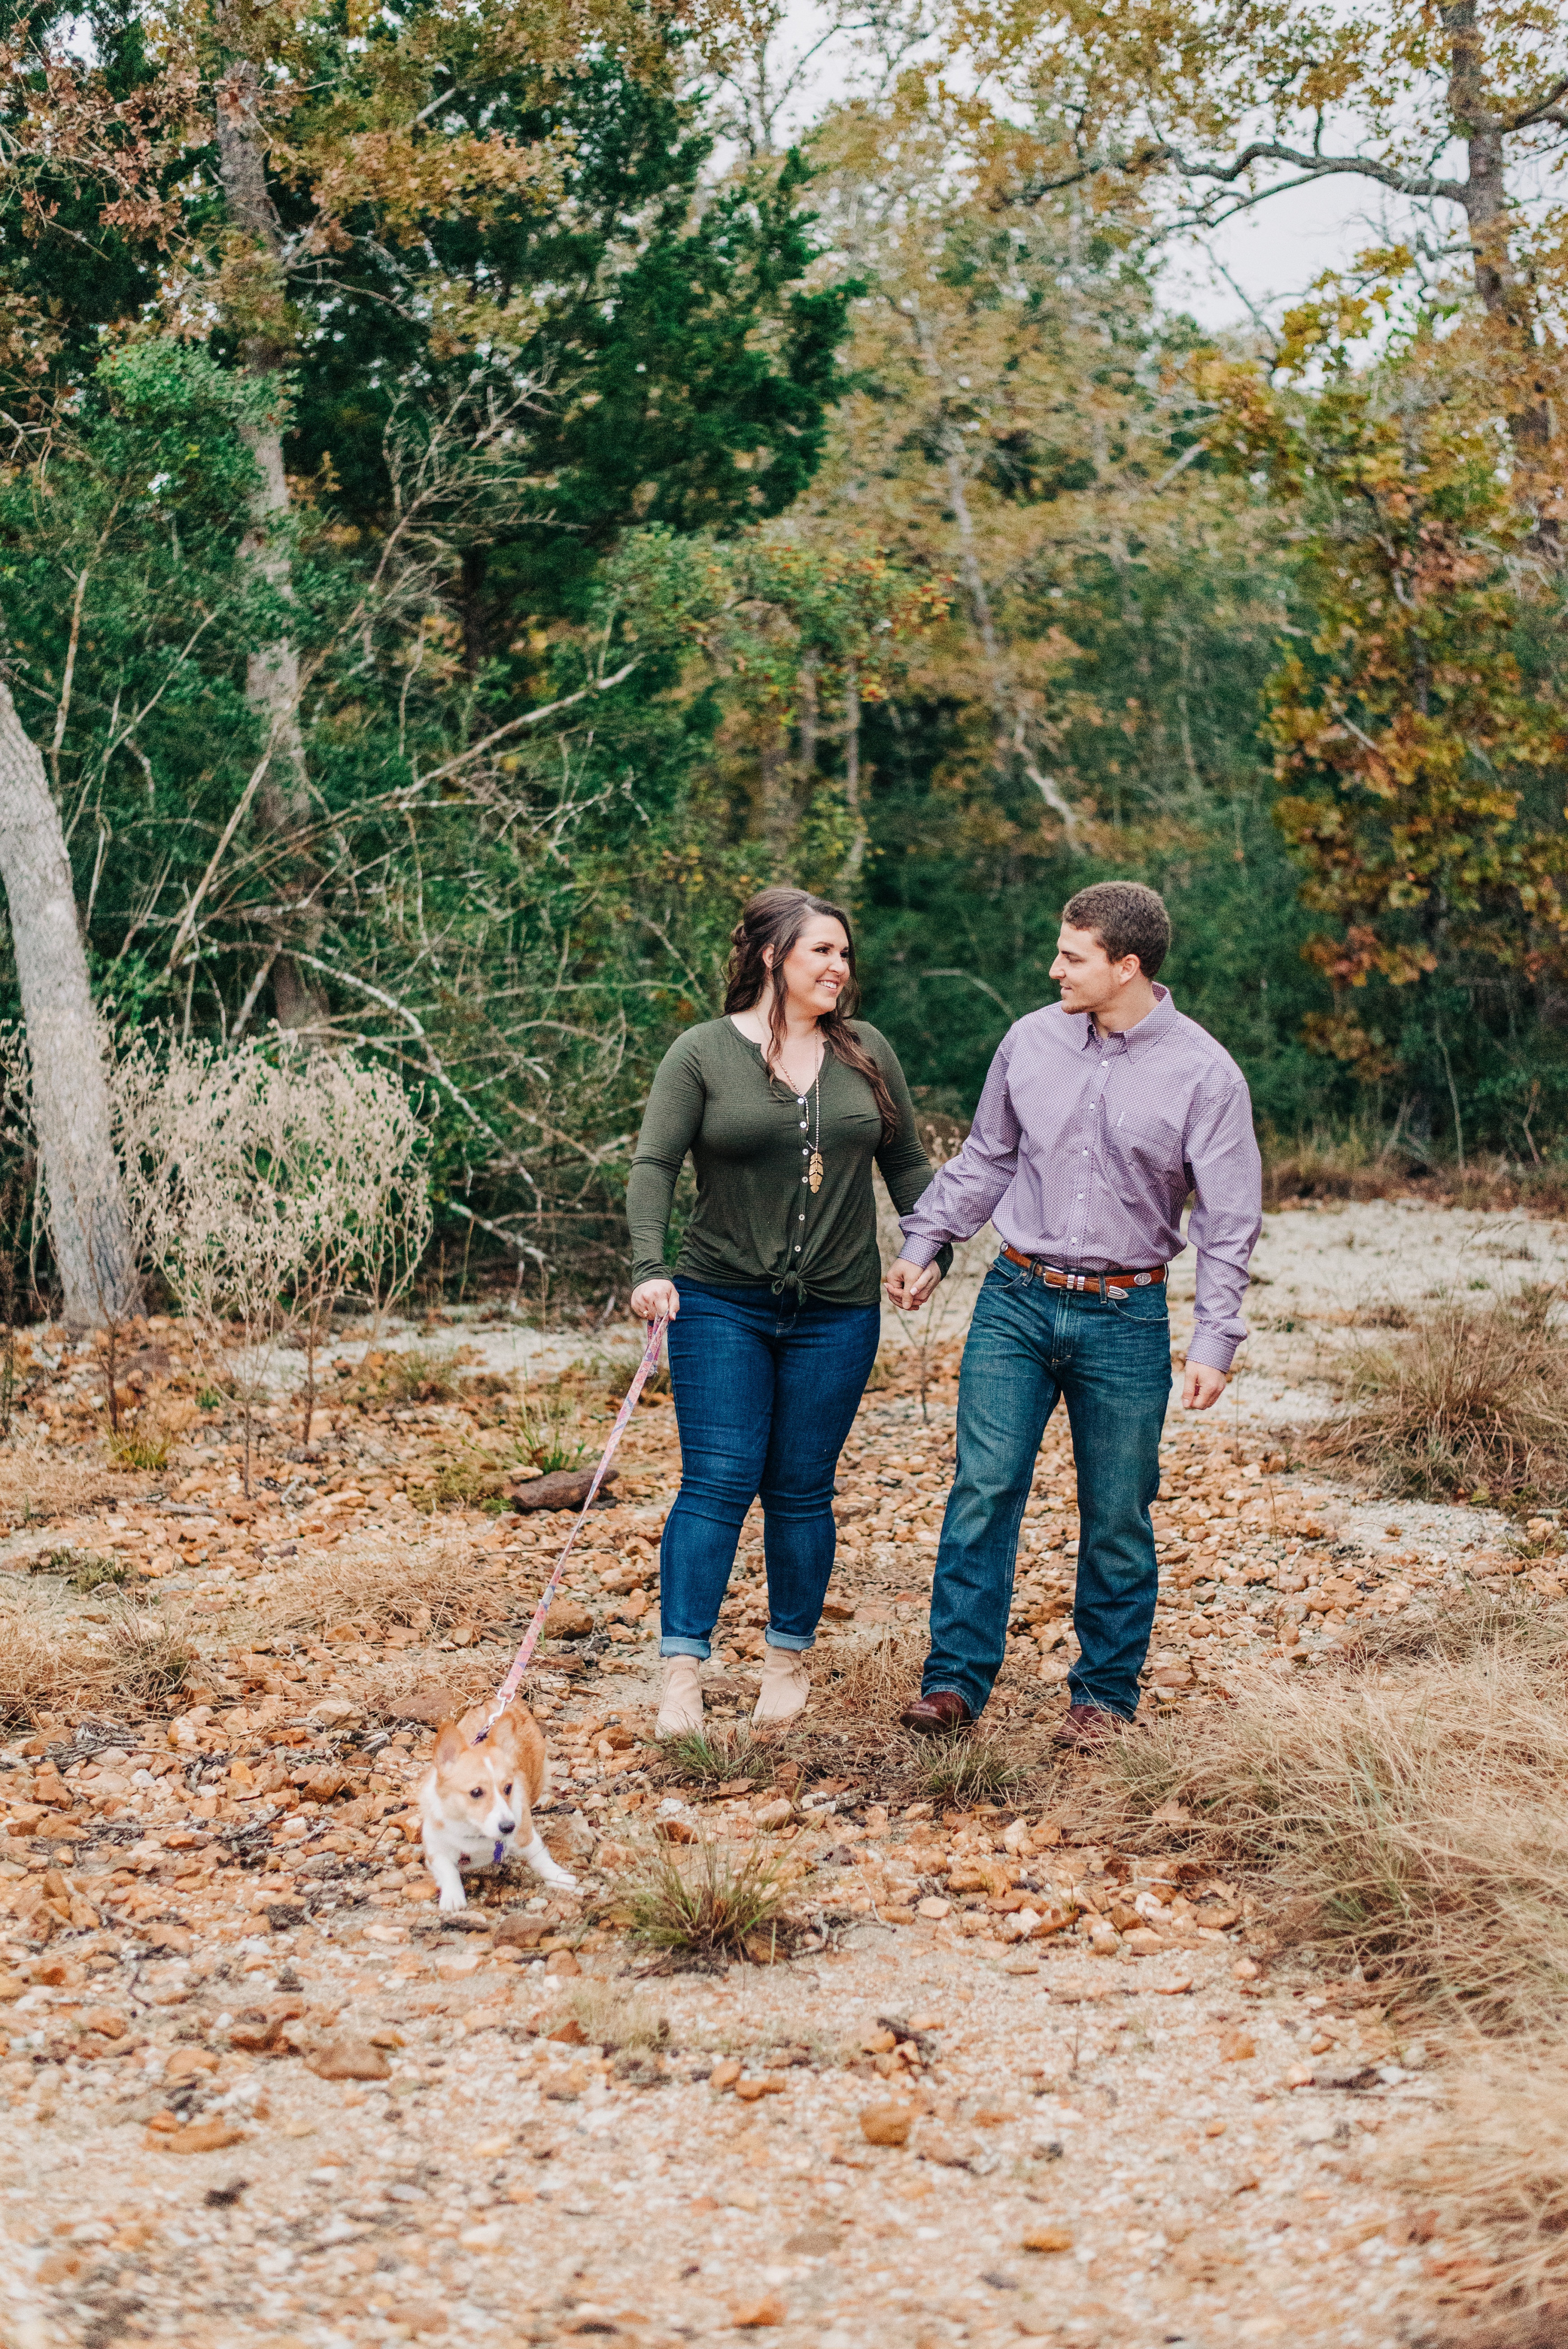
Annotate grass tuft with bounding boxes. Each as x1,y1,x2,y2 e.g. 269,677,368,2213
659,1726,771,1790
32,1548,130,1595
1318,1297,1568,1506
627,1836,788,1967
920,1733,1025,1808
107,1422,174,1472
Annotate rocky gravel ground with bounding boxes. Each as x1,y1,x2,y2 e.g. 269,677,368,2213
1,1199,1558,2349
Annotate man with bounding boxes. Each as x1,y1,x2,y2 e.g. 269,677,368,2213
884,881,1262,1750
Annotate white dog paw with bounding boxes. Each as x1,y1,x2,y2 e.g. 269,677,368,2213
437,1887,467,1913
542,1865,579,1891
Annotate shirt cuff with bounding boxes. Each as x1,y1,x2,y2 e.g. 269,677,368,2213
897,1233,940,1270
1186,1330,1239,1374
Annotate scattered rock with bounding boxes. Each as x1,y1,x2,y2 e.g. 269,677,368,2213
382,1689,467,1728
1021,2224,1074,2255
751,1798,793,1831
1218,2030,1257,2063
511,1467,619,1515
306,2039,393,2082
163,2047,220,2082
544,1950,582,1978
544,1601,595,1641
147,2121,249,2155
729,2292,786,2328
859,2103,913,2147
495,1914,547,1948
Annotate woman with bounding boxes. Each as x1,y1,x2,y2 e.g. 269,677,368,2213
628,886,950,1738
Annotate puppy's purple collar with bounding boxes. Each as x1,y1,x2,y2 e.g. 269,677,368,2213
493,1839,506,1864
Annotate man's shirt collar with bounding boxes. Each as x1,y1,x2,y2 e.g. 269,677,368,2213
1072,983,1173,1055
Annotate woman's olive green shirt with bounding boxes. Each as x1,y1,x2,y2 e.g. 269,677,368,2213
626,1017,951,1307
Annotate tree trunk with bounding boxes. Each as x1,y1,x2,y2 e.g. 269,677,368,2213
0,680,140,1325
840,667,867,882
1443,0,1553,452
215,47,328,1034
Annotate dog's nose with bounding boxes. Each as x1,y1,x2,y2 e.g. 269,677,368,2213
498,1815,516,1836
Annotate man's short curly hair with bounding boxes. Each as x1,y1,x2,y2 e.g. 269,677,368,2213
1060,881,1172,979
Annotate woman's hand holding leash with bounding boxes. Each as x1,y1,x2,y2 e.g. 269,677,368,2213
630,1277,680,1322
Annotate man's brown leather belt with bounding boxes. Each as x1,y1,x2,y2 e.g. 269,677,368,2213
1002,1245,1167,1300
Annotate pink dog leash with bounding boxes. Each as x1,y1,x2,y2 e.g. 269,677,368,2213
474,1315,668,1742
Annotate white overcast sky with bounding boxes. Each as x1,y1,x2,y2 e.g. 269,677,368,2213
767,0,1456,335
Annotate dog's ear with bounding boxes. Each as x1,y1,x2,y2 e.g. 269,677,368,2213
432,1721,466,1766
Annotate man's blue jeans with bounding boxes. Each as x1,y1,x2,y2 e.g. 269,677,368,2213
922,1254,1172,1720
661,1280,881,1660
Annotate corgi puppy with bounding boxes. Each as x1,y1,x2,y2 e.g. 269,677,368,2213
418,1698,578,1913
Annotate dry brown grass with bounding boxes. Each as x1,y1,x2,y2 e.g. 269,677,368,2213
1263,1128,1409,1207
248,1540,494,1641
1397,2055,1568,2336
0,1590,198,1728
1088,1634,1568,2035
1317,1296,1568,1506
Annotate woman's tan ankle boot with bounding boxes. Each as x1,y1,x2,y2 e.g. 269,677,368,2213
656,1656,704,1739
752,1646,811,1727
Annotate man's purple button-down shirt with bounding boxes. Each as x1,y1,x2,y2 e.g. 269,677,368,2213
898,986,1263,1372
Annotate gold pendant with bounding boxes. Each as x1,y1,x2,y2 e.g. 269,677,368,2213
808,1151,823,1194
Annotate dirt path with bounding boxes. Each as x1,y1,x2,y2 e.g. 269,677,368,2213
4,1203,1551,2349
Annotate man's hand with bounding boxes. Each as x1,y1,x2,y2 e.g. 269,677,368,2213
629,1277,680,1323
1181,1361,1227,1410
885,1256,942,1311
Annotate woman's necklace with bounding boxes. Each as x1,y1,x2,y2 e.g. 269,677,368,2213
782,1039,825,1194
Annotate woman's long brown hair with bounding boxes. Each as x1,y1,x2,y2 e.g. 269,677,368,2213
723,886,900,1143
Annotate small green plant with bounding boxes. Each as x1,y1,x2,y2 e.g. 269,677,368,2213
919,1734,1024,1808
413,1446,514,1514
515,1380,586,1474
108,1422,174,1472
32,1548,131,1594
385,1346,460,1404
627,1836,788,1964
195,1387,226,1410
660,1726,772,1790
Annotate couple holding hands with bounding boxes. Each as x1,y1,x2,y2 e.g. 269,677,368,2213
627,882,1262,1748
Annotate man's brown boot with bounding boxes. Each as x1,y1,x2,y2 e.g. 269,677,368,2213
1052,1702,1127,1752
900,1690,973,1736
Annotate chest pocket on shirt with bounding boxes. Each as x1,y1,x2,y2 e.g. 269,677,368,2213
1103,1098,1185,1181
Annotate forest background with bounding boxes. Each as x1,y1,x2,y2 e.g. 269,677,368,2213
2,0,1567,1311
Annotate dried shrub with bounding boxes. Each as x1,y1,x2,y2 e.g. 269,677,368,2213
1086,1640,1568,2034
560,1980,671,2053
627,1836,788,1965
1318,1298,1568,1506
0,1595,197,1727
114,1035,430,1480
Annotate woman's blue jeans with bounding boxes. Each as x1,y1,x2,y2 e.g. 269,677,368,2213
660,1279,881,1659
922,1254,1173,1720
